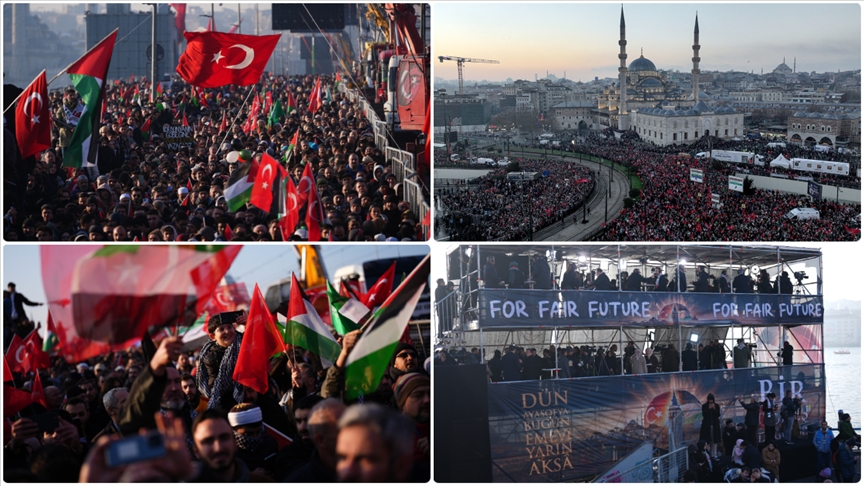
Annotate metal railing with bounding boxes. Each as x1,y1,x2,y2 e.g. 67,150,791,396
655,446,690,483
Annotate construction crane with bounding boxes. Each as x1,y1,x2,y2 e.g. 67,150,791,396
438,56,500,95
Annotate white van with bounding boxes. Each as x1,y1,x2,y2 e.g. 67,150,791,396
784,208,820,221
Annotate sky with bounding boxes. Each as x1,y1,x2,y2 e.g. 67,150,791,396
433,3,861,83
2,244,429,330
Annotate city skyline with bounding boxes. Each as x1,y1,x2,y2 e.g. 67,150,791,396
434,3,861,83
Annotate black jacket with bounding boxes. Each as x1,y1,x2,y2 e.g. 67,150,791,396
732,274,752,293
118,365,194,436
739,400,761,426
593,272,612,291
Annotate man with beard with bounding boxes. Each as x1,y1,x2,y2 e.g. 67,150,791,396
191,409,270,482
285,398,346,482
227,403,279,477
118,336,195,437
270,394,324,480
182,373,209,413
335,403,415,482
393,373,430,465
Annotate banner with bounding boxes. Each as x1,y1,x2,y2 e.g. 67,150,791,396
487,364,825,482
807,180,822,201
689,168,704,184
728,175,744,193
161,125,194,150
477,290,823,328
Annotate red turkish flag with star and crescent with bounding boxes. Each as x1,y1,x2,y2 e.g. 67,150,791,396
250,154,286,211
15,70,51,159
177,31,281,88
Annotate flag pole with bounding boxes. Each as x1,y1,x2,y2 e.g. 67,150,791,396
219,84,257,149
3,29,120,115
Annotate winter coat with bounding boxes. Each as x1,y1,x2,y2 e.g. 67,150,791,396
813,428,834,453
700,402,722,442
837,444,856,479
740,400,761,426
732,439,745,465
761,446,781,478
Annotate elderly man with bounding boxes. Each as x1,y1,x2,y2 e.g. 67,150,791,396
285,398,346,482
91,387,129,443
335,403,416,482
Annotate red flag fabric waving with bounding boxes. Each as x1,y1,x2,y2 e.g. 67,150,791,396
177,32,280,88
362,261,396,308
224,224,234,241
296,162,316,207
308,77,322,114
3,356,12,382
169,4,186,43
15,70,51,159
250,154,286,211
305,178,324,242
279,175,300,241
182,111,189,127
5,332,49,373
4,386,33,417
31,372,47,409
219,111,228,132
233,284,284,394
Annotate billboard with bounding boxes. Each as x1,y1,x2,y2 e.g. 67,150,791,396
477,289,823,328
487,365,825,482
689,168,704,183
728,175,744,193
807,180,822,201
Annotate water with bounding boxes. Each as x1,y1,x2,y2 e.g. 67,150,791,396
824,346,861,428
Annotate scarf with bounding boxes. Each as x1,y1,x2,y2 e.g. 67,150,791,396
197,332,244,410
234,427,265,453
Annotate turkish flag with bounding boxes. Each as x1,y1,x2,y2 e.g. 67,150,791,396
308,76,322,114
233,284,284,394
3,356,13,382
296,163,316,207
250,154,286,211
279,175,300,241
219,111,228,132
177,31,280,88
305,178,324,242
31,372,47,409
362,261,396,308
5,332,49,374
15,70,51,159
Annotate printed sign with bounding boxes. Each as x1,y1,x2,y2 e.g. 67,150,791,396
689,168,704,183
160,125,195,150
728,176,744,193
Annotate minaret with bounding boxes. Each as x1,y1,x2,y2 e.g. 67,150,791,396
691,13,701,104
794,57,796,73
617,5,630,130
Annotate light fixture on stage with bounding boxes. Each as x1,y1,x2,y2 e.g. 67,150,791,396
579,255,587,262
679,259,687,265
690,333,699,343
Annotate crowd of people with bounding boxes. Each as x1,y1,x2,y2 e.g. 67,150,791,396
4,74,426,242
4,306,431,482
435,158,594,240
560,135,861,242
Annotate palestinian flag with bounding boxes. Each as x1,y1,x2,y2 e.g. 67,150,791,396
286,91,297,114
268,99,284,128
63,29,118,169
156,81,163,98
282,273,341,367
333,72,341,91
67,245,241,344
141,117,151,141
326,280,369,336
283,129,299,164
42,312,61,355
224,158,259,212
345,255,429,400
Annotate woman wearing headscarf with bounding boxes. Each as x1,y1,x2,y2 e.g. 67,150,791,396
700,393,723,459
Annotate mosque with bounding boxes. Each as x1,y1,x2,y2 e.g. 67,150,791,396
597,7,743,146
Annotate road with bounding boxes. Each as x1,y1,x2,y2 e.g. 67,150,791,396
531,154,630,241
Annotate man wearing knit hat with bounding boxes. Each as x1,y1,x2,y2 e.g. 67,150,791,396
393,373,430,464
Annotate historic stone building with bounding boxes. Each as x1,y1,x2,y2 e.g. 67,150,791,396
787,110,862,148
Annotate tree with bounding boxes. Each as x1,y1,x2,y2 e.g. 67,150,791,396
743,176,756,195
505,161,521,173
629,188,641,199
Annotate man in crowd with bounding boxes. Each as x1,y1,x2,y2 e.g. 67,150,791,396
335,403,415,482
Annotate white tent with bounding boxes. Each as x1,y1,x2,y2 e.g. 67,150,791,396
769,154,791,168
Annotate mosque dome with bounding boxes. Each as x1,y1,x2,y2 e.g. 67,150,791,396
629,54,657,72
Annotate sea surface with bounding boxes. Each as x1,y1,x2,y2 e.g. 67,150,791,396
824,346,861,428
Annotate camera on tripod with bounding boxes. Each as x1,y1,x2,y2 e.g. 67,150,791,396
793,271,808,284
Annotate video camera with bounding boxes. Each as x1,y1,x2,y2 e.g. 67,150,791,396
793,271,808,284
